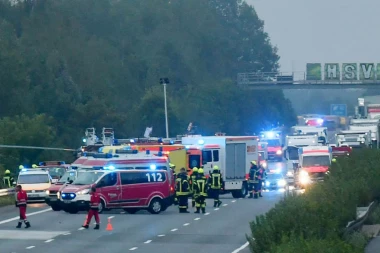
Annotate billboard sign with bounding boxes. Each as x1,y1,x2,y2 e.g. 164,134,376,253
330,104,347,116
306,63,379,81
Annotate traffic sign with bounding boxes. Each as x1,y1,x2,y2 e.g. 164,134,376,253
330,104,347,116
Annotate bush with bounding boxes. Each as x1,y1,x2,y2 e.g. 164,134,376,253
248,149,380,253
0,195,14,207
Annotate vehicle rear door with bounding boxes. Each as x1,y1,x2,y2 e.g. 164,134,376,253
96,172,121,208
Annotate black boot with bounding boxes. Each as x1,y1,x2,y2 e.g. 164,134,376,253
192,200,195,208
213,201,217,208
82,224,89,229
194,207,200,213
248,193,253,198
217,200,222,207
24,221,31,228
94,224,99,230
201,208,206,214
16,222,22,228
254,193,258,199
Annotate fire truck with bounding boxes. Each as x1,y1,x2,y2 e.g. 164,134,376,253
258,142,268,169
181,136,259,198
259,131,283,161
295,146,332,188
331,145,352,157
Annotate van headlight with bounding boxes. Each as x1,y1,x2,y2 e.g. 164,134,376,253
77,189,90,195
299,170,310,184
278,179,286,187
45,190,50,195
276,150,282,155
266,181,270,186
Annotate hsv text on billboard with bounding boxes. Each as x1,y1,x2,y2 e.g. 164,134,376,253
306,63,379,81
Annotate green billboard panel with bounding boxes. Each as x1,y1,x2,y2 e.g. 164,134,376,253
359,63,375,80
324,63,340,80
306,63,321,80
342,63,357,80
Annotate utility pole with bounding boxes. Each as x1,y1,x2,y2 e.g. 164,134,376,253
160,78,170,138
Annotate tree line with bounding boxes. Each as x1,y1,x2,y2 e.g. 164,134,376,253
0,0,296,171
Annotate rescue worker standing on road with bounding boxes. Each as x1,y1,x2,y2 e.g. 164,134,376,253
189,167,198,208
170,163,178,205
257,163,266,198
248,161,259,199
193,168,208,214
176,168,190,213
209,165,223,207
15,185,31,228
3,169,13,188
82,186,100,230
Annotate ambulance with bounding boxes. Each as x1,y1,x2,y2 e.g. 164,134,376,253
59,150,175,214
181,136,259,198
295,146,332,188
16,168,52,203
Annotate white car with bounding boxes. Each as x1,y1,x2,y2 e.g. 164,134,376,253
16,169,52,202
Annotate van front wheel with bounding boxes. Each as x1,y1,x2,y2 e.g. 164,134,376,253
148,198,163,214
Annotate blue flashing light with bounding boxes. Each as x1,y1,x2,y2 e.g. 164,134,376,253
98,147,104,153
170,140,174,144
69,193,75,198
185,145,190,149
158,151,163,157
38,162,44,166
158,138,163,143
69,172,75,176
62,193,66,197
150,164,156,170
198,139,205,145
266,132,274,138
130,139,135,143
317,119,323,124
82,138,87,143
107,166,115,170
146,150,150,155
21,169,27,172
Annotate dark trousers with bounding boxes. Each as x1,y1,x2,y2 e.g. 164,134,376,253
178,196,188,212
86,209,100,225
195,195,206,208
209,188,221,207
249,183,259,198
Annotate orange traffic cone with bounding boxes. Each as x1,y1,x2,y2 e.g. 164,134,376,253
106,218,113,231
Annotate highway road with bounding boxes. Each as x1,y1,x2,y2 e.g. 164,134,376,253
0,163,285,253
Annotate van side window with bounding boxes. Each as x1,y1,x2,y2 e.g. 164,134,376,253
98,172,117,187
213,150,219,162
120,172,167,185
202,150,212,164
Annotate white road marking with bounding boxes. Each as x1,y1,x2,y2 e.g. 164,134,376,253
0,230,69,240
144,240,152,244
45,239,54,243
231,200,236,202
0,208,52,225
194,217,201,220
214,208,219,211
120,211,126,214
26,246,35,249
231,242,249,253
78,227,85,230
183,223,190,226
108,216,115,219
204,212,210,215
63,233,71,235
171,228,178,231
158,234,165,237
223,204,228,206
129,247,138,251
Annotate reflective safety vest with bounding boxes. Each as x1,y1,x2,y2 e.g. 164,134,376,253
3,176,11,188
190,173,198,192
90,193,101,209
210,172,222,189
248,168,259,183
176,176,190,196
194,177,208,197
17,191,27,206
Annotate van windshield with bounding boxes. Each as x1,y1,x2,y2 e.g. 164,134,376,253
302,156,330,167
46,167,66,179
18,174,50,184
72,171,104,185
266,139,280,147
58,171,77,183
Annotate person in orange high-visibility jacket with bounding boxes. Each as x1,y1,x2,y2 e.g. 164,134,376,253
82,186,100,230
15,185,31,228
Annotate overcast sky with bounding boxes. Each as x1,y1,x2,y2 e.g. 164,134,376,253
246,0,380,73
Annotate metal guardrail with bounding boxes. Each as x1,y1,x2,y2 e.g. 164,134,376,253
0,188,15,197
344,201,377,236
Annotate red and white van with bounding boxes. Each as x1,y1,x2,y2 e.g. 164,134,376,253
59,150,175,214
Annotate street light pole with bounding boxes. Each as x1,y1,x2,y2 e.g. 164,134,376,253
160,78,170,138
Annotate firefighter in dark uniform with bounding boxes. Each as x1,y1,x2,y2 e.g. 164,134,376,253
248,161,259,199
257,163,266,197
193,168,208,213
208,165,223,207
176,168,190,213
170,163,179,205
189,167,198,208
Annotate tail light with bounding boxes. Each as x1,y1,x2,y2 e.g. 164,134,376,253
170,186,174,193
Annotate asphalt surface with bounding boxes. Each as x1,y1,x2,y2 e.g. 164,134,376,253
365,237,380,253
0,163,285,253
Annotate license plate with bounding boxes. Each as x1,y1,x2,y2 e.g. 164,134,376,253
63,200,71,203
29,194,38,197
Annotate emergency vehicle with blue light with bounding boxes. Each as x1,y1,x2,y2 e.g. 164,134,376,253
290,126,328,145
36,161,69,183
258,142,268,169
259,131,283,161
295,146,332,188
181,136,259,198
59,150,174,214
16,168,52,202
